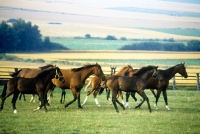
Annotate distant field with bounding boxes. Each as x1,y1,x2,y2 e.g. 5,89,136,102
49,38,190,50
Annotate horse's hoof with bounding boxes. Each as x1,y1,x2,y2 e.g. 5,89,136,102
14,109,17,114
78,106,83,109
65,104,69,108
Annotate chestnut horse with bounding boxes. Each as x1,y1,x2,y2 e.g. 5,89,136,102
104,65,158,113
9,64,55,104
126,63,188,110
0,67,65,113
82,65,133,107
51,63,105,109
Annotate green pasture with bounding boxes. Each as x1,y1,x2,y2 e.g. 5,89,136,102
0,86,200,134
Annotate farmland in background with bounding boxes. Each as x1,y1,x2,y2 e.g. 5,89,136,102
50,37,188,50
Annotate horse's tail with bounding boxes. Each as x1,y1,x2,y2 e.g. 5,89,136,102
9,69,22,77
84,80,91,91
0,83,7,98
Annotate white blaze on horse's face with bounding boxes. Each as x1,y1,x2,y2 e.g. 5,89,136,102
55,68,65,83
152,67,158,78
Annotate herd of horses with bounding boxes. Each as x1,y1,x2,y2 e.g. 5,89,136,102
0,62,188,113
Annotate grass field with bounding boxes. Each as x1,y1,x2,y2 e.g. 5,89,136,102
0,87,200,134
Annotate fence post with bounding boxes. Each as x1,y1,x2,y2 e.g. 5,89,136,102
196,73,200,90
172,76,176,90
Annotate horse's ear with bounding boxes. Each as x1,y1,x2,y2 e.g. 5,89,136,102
96,62,98,65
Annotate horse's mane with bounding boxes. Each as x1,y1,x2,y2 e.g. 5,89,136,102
162,63,183,77
35,67,56,78
133,65,156,76
118,65,133,72
71,64,99,72
9,69,22,77
38,64,54,70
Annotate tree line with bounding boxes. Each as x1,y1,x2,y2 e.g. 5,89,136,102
0,18,68,52
119,41,200,51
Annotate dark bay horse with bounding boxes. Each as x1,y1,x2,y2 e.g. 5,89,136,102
82,65,133,107
51,63,105,109
104,65,158,113
0,67,65,113
126,63,188,110
9,64,55,104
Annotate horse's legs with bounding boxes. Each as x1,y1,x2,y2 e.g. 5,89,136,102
118,91,125,105
60,89,66,104
94,89,100,107
30,94,36,103
65,89,82,108
12,92,20,113
22,94,26,101
116,99,125,110
162,89,170,110
82,86,96,106
19,93,22,100
106,89,111,101
84,80,91,91
135,90,151,113
0,90,14,111
111,90,120,113
125,92,130,108
154,89,162,110
35,92,47,112
46,82,55,104
130,92,139,105
150,89,157,98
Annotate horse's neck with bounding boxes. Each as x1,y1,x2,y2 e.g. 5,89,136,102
140,70,154,81
38,70,55,84
79,68,96,82
164,66,179,80
116,69,128,76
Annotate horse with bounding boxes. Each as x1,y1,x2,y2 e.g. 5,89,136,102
81,65,134,107
125,63,188,110
0,66,65,113
9,64,55,104
103,65,158,113
51,63,105,109
59,66,117,104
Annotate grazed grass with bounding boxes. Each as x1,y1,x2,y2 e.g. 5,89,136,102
0,87,200,134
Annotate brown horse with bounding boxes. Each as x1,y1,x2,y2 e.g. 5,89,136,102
104,65,158,113
126,63,188,110
51,63,105,109
9,64,55,104
82,65,133,107
0,66,65,113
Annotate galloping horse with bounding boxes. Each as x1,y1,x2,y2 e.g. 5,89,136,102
51,63,105,109
82,65,133,107
104,65,158,113
9,64,55,104
0,66,65,113
126,63,188,110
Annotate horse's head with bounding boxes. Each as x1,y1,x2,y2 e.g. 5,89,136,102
177,63,188,78
151,66,159,79
110,66,117,75
93,63,105,81
55,67,65,83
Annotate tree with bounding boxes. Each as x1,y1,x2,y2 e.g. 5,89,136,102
12,18,42,51
187,40,200,51
85,34,91,38
0,21,18,52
